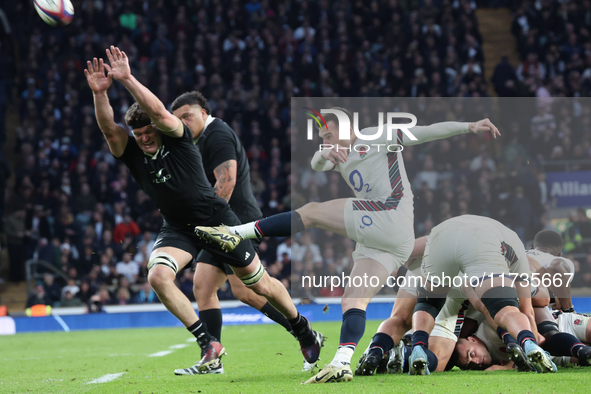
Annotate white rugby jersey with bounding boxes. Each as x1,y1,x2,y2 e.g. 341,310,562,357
474,322,509,363
526,249,575,274
335,127,413,216
314,122,471,217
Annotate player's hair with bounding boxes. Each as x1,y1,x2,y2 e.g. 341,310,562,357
320,107,353,130
533,230,564,255
447,346,461,371
171,91,211,114
125,102,152,129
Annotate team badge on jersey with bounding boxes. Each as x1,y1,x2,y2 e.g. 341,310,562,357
575,319,582,325
359,146,368,159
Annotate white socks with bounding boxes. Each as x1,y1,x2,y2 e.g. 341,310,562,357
330,346,355,367
230,222,259,239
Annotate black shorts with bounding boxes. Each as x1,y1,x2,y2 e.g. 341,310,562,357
153,209,256,270
196,238,261,275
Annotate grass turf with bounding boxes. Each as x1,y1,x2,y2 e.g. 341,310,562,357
0,320,588,393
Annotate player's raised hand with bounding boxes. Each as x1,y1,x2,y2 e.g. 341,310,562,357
468,118,501,139
105,45,131,82
320,144,348,166
84,58,112,93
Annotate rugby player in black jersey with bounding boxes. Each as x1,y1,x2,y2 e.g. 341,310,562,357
170,91,315,373
84,47,323,375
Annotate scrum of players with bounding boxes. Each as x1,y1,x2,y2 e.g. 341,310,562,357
355,226,589,376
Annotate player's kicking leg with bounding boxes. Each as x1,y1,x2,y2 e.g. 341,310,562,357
145,247,225,375
195,200,349,251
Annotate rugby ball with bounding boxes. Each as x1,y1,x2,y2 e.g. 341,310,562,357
34,0,74,26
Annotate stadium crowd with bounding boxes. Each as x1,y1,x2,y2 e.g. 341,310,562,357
0,0,589,308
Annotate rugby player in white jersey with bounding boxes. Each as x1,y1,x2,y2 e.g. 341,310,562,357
526,230,575,312
407,215,557,374
451,307,591,370
196,109,500,383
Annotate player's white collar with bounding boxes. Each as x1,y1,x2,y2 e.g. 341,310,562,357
143,144,164,160
193,115,216,144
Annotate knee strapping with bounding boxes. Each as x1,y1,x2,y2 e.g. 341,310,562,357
414,287,446,319
148,252,179,275
240,260,265,287
480,287,519,319
537,321,559,336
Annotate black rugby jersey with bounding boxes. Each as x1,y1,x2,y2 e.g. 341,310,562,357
196,118,262,223
117,124,229,228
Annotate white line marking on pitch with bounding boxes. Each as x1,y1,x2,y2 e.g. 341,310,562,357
186,338,196,343
148,350,173,357
169,344,189,349
87,373,125,384
53,315,70,332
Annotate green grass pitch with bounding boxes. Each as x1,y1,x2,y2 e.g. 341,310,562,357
0,320,588,393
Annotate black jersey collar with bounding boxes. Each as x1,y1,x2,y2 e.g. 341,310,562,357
193,115,216,145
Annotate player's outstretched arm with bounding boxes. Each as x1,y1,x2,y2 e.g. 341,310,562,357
84,57,128,158
105,45,183,137
401,118,501,146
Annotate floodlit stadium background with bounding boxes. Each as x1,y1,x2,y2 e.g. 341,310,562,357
0,0,591,332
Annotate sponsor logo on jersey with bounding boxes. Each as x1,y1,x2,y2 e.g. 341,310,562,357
151,168,171,184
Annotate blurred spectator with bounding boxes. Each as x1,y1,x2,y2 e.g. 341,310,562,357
26,285,52,308
178,269,195,301
492,56,518,97
135,282,159,304
115,287,131,305
276,237,292,261
42,273,61,305
292,233,322,264
113,214,140,244
61,278,80,299
563,210,583,254
60,290,83,307
4,207,27,282
577,208,591,240
116,253,138,283
78,281,94,304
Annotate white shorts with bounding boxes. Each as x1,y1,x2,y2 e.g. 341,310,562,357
344,198,415,273
555,312,590,342
421,220,527,282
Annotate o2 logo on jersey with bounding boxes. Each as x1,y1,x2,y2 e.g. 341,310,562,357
359,215,373,230
349,170,372,193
